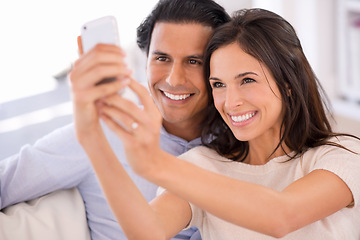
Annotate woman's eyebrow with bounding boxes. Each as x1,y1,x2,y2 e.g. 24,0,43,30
209,77,221,81
235,71,258,79
209,72,258,81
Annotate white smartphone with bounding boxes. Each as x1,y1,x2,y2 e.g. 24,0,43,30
81,15,120,53
81,16,120,85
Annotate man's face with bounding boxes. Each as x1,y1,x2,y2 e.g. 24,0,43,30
146,22,212,134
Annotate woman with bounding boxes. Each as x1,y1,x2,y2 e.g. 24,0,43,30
72,9,360,239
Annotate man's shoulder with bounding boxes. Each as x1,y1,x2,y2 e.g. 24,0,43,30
33,123,80,150
159,129,203,156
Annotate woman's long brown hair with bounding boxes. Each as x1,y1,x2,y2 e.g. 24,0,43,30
201,8,360,161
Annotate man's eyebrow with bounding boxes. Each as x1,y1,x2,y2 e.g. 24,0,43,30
186,54,203,59
151,50,169,56
151,51,203,59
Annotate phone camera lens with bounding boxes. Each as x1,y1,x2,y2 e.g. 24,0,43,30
83,26,87,30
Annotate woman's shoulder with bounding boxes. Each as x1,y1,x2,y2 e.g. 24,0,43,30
301,135,359,157
307,135,360,207
179,146,222,160
300,134,360,184
290,135,360,183
178,146,231,169
329,134,360,145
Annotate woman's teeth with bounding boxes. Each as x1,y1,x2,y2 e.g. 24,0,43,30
231,112,256,123
164,92,191,100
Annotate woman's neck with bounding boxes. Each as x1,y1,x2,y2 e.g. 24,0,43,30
245,138,291,165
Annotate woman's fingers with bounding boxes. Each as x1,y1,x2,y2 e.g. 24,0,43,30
70,42,133,108
100,81,161,127
73,78,130,107
70,44,130,89
98,80,162,147
77,36,83,55
99,101,137,133
100,114,129,139
98,79,163,176
127,80,159,114
75,62,130,88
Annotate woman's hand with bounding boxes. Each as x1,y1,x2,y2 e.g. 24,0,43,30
69,42,131,143
98,79,163,177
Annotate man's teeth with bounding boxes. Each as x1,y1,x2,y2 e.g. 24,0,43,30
164,92,191,100
231,112,256,123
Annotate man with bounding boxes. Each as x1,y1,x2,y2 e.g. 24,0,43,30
0,0,230,239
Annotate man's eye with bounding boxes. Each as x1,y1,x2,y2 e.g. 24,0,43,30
189,59,202,65
156,56,168,62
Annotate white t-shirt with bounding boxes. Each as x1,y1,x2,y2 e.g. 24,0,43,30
178,136,360,240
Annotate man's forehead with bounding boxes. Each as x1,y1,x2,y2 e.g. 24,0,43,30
149,22,213,56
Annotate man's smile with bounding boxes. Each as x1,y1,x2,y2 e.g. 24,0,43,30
162,91,193,101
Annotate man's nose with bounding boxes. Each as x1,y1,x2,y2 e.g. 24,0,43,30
165,62,186,86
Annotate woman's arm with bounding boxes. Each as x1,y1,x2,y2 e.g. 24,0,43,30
151,157,352,238
101,80,354,238
70,44,191,239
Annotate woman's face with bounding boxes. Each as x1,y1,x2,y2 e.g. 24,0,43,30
209,43,284,143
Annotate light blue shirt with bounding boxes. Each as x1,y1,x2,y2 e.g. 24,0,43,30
0,123,202,240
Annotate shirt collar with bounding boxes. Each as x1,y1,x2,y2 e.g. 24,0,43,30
160,126,202,147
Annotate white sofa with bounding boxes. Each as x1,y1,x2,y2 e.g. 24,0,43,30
0,188,91,240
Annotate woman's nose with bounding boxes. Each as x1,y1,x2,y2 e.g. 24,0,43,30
224,86,243,110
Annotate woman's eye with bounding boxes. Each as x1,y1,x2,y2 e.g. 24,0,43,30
211,82,224,88
243,78,255,84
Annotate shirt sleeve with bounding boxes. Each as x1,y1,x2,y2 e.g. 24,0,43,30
311,136,360,207
0,123,91,208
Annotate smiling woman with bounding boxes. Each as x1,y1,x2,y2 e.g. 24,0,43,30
209,43,284,146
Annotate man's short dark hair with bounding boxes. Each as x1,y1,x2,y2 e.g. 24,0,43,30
137,0,230,55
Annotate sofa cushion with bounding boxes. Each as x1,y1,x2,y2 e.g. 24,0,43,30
0,188,90,240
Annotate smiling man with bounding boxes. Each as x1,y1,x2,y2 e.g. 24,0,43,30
0,0,230,239
146,22,212,141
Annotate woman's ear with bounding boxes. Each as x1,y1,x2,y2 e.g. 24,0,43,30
77,36,83,55
285,83,292,97
287,88,292,97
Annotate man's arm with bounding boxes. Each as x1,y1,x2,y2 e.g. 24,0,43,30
0,124,90,208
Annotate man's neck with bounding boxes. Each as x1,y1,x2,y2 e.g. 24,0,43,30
162,121,201,142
